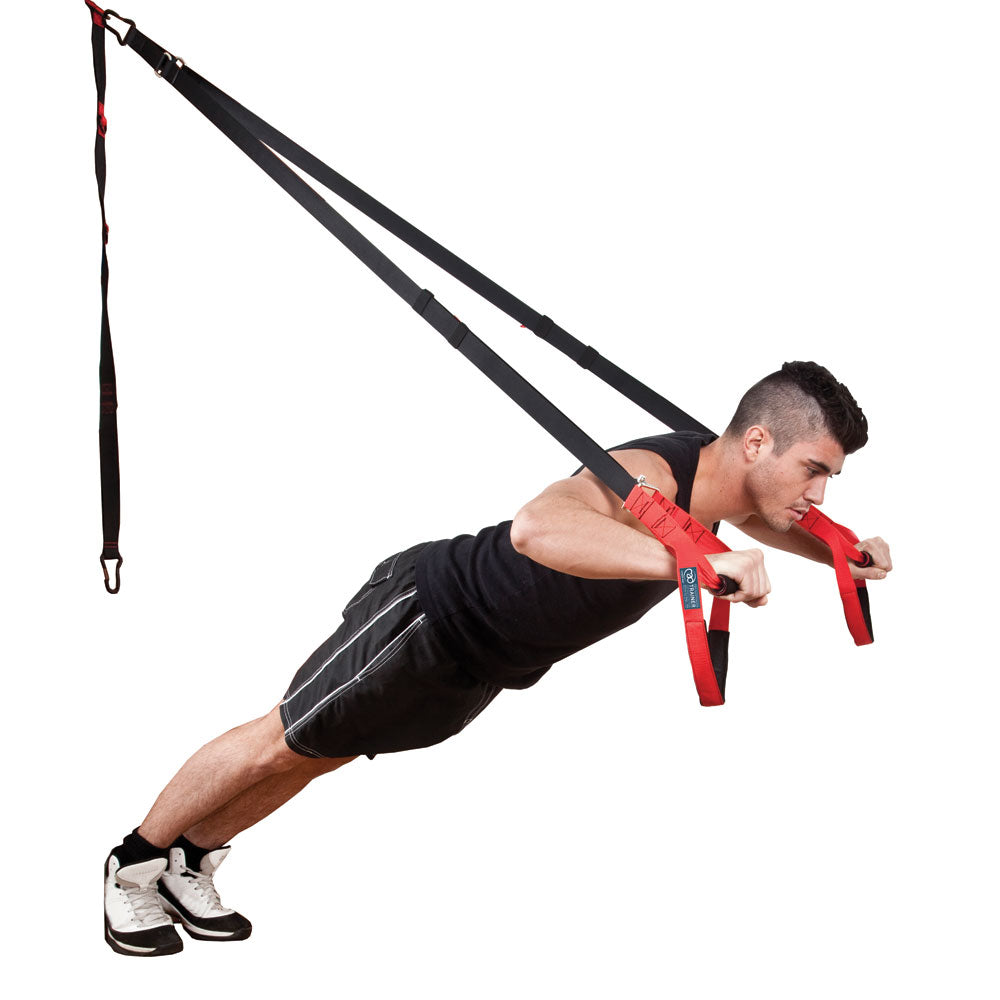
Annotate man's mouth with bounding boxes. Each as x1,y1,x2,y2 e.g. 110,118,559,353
788,507,809,522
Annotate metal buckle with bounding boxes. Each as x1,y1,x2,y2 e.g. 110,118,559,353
102,9,136,45
621,474,658,509
155,50,185,83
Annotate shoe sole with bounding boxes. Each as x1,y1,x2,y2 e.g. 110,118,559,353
160,896,252,942
181,924,252,942
104,918,183,957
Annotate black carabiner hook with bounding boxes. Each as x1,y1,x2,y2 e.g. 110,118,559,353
101,554,123,595
102,9,136,46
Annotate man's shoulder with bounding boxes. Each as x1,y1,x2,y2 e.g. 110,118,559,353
609,429,717,460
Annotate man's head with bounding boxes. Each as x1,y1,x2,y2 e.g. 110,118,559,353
721,361,868,531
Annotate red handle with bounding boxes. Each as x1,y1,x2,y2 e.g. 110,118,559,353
798,508,874,645
624,484,733,706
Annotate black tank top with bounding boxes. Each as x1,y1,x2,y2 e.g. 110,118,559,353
414,429,717,688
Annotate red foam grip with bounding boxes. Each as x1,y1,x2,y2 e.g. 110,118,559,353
684,620,723,706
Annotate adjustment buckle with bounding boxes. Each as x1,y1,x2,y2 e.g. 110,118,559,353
155,50,185,83
101,9,136,45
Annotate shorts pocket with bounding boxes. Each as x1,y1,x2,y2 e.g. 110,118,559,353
341,550,404,618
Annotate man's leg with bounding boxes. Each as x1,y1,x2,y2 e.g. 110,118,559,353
137,705,349,848
180,750,355,848
105,704,349,955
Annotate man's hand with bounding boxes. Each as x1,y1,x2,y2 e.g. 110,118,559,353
852,536,892,581
705,549,771,607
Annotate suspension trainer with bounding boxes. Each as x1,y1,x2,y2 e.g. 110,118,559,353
84,4,874,706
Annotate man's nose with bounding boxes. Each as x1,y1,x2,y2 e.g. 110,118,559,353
804,478,827,505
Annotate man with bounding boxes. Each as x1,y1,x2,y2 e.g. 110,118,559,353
103,360,892,956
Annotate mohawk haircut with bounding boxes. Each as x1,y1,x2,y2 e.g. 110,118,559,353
722,361,868,455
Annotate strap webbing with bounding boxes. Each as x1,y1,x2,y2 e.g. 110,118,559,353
85,8,712,591
191,76,712,436
122,26,639,502
86,1,123,594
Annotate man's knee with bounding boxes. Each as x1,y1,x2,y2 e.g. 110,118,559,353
251,706,358,778
253,705,305,776
304,754,358,776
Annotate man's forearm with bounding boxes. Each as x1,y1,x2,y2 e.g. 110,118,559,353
731,515,833,565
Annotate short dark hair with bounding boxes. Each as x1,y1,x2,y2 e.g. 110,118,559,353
723,361,868,455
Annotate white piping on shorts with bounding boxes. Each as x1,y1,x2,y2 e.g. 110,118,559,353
284,613,427,739
463,683,499,728
282,587,418,705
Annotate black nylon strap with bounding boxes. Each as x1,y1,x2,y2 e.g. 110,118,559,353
177,70,711,435
121,26,638,503
87,6,123,594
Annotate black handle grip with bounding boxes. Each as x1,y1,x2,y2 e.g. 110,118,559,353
712,574,739,597
855,551,873,568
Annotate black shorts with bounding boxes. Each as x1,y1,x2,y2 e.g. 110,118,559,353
279,542,503,759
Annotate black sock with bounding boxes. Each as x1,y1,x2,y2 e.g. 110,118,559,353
171,834,222,872
110,828,169,868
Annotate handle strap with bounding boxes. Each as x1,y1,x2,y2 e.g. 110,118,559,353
624,484,733,706
798,508,874,645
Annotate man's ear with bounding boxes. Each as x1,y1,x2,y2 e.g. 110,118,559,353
743,425,769,463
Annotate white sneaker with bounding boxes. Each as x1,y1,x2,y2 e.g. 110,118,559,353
104,856,183,957
158,846,252,941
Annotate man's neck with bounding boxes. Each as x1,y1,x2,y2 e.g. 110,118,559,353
689,437,750,526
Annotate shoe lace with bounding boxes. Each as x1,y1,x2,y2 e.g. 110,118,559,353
183,865,224,910
125,882,169,927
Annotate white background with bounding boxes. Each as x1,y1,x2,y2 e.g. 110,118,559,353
3,1,997,996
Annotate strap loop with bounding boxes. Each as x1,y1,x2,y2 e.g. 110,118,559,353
445,321,470,350
534,315,554,343
412,289,435,316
